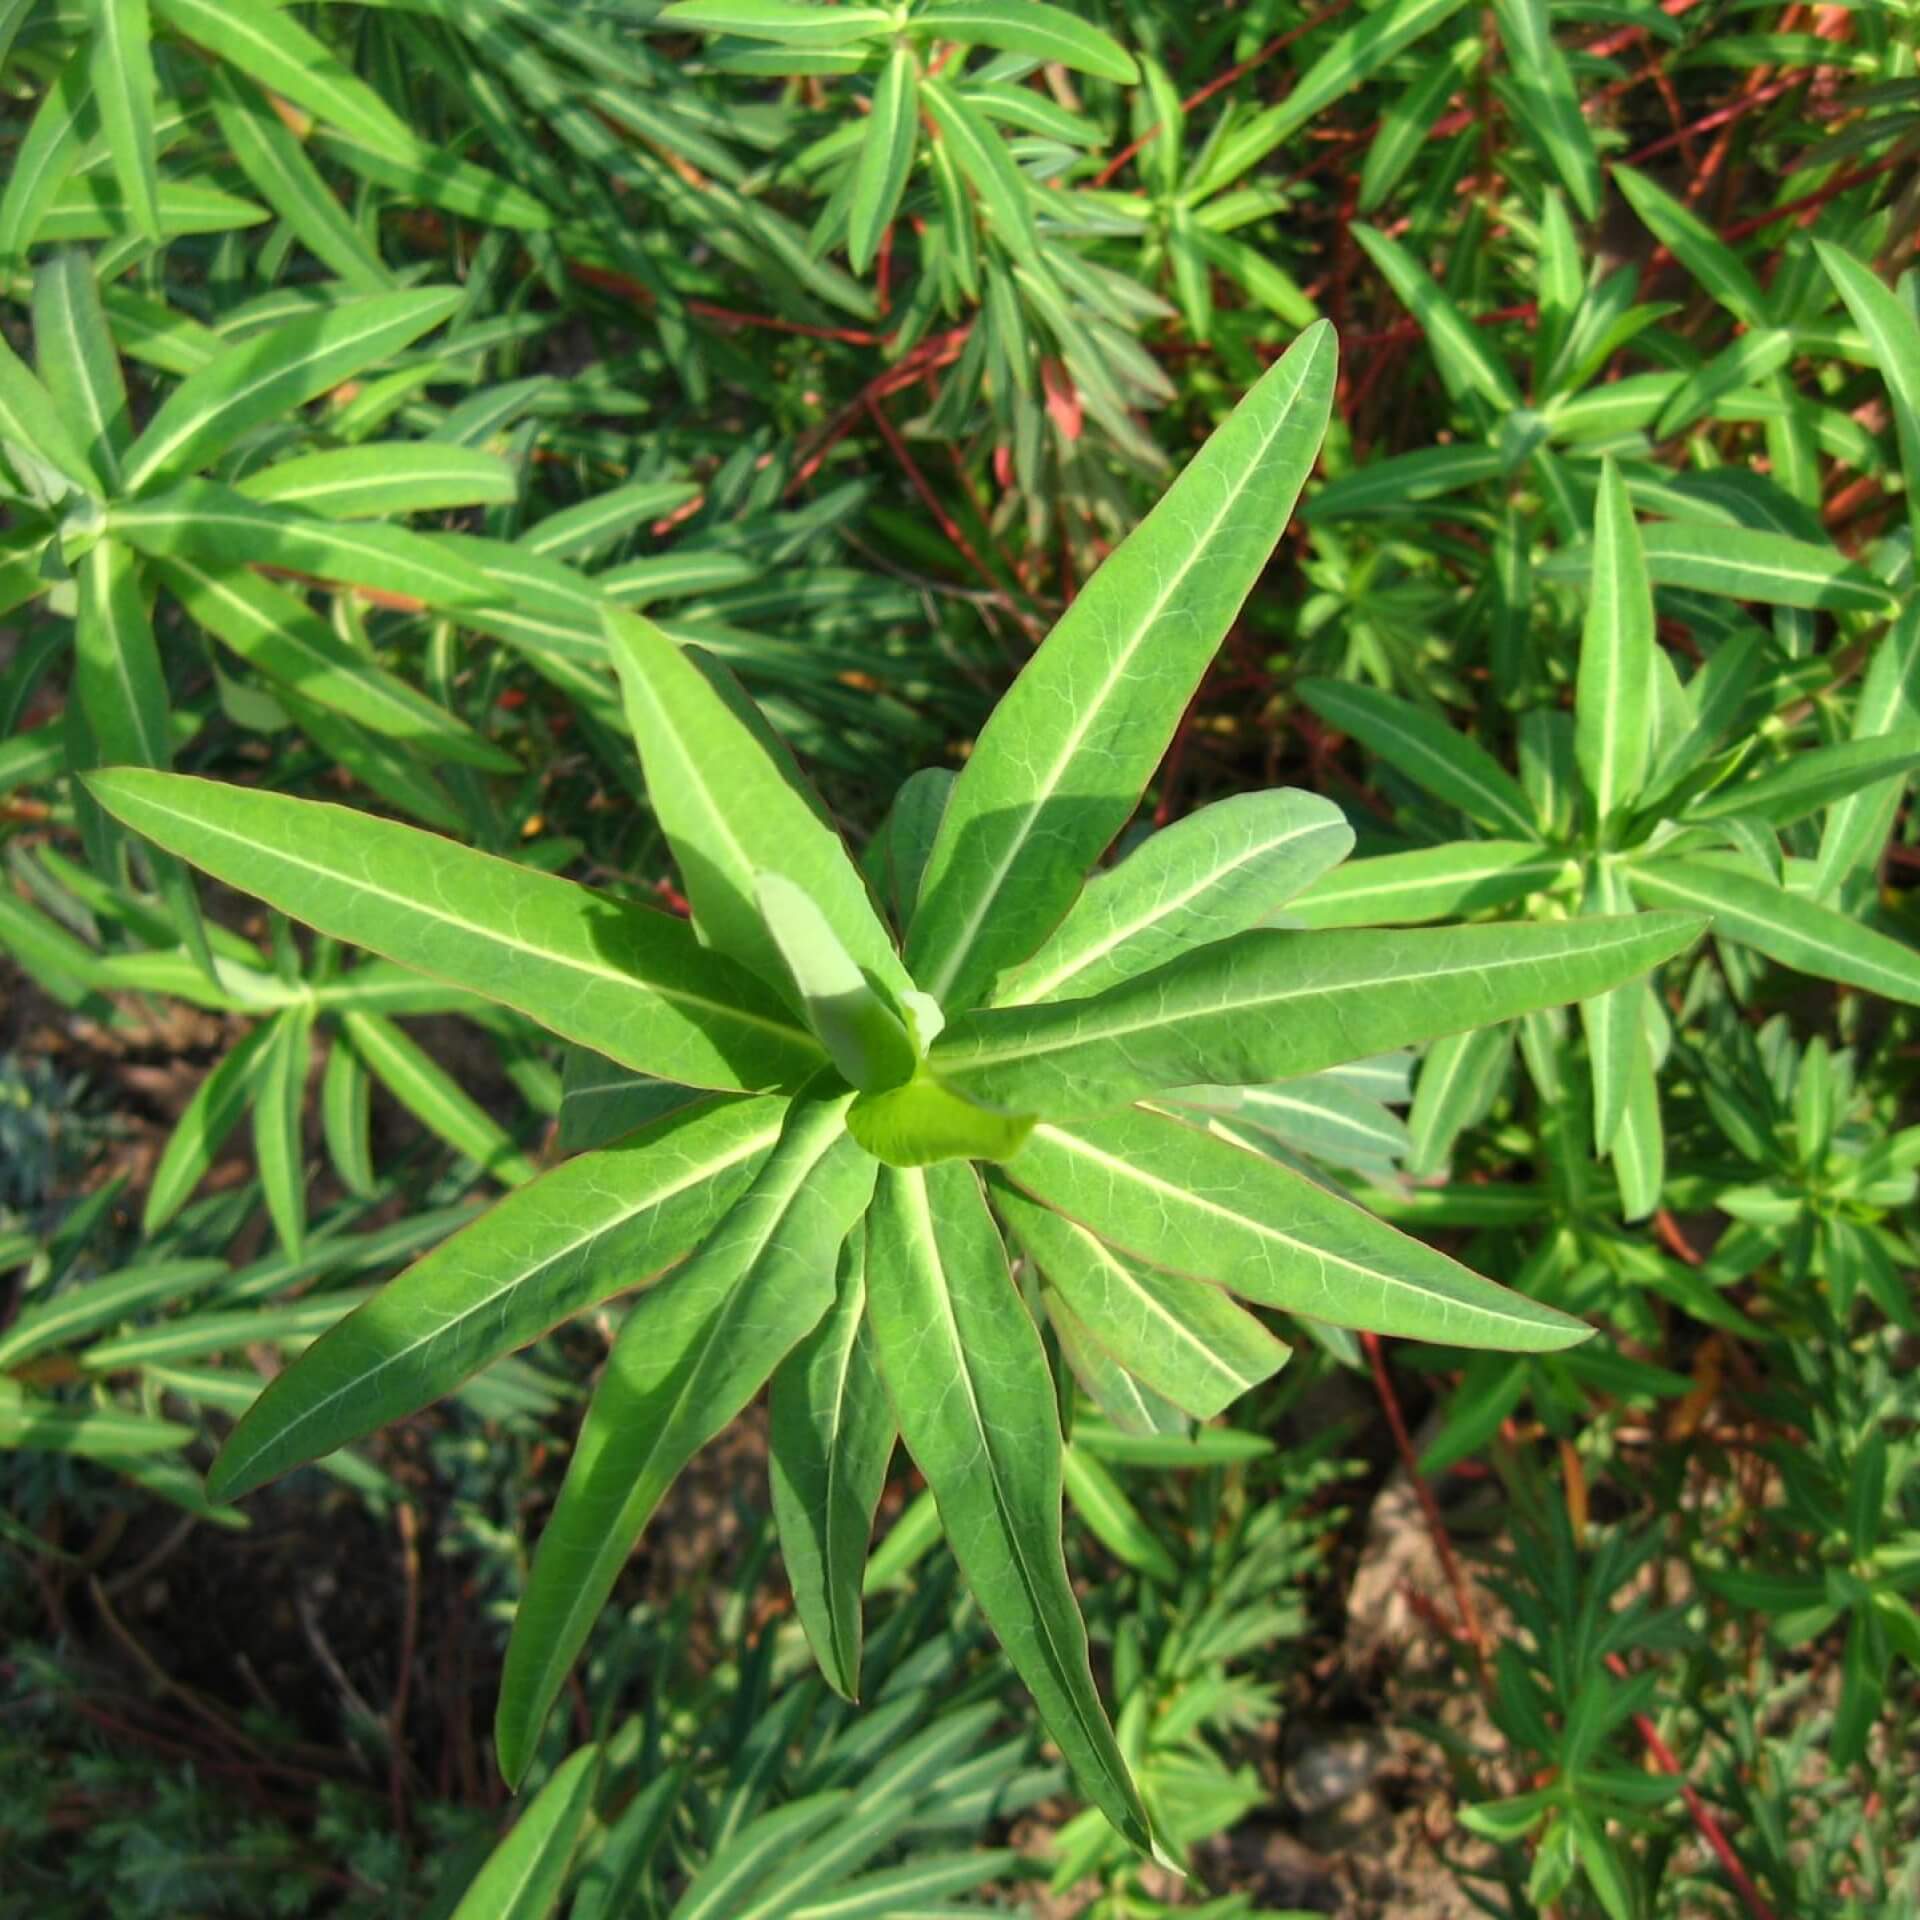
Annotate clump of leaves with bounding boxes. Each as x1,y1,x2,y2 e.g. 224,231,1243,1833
85,323,1703,1851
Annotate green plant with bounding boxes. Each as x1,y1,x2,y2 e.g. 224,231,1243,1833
76,322,1703,1852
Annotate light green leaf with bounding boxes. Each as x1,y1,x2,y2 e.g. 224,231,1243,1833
657,0,890,44
1575,459,1655,827
88,0,161,245
450,1745,601,1920
122,288,461,494
995,1182,1286,1419
1629,854,1920,1005
153,0,418,152
1815,240,1920,548
919,77,1037,255
1815,603,1920,896
496,1087,871,1785
0,327,99,498
1406,1021,1512,1177
845,1065,1034,1167
907,323,1336,1009
910,0,1139,83
1610,1015,1664,1222
1687,734,1920,832
145,1024,275,1233
769,1225,895,1701
209,1096,781,1501
993,790,1352,1006
1578,865,1644,1155
606,605,913,1007
755,871,916,1092
1638,521,1894,614
321,1032,375,1198
0,50,95,269
311,123,554,232
1005,1107,1590,1350
0,1258,228,1371
341,1009,540,1188
848,45,917,276
1614,165,1770,328
110,478,496,609
932,914,1704,1120
1285,840,1573,928
34,248,133,490
253,1003,312,1256
1298,681,1536,839
84,771,826,1091
40,174,268,243
863,1160,1154,1855
1491,0,1598,216
1351,224,1520,411
150,555,517,771
207,59,392,292
0,1398,195,1458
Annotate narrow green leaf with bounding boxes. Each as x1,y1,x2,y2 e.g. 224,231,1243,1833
863,1161,1154,1855
0,1398,195,1458
919,77,1037,255
1298,681,1536,839
0,328,99,498
755,872,916,1092
1614,165,1770,328
110,479,496,609
1626,522,1894,613
1491,0,1600,217
1630,855,1920,1005
321,1030,376,1199
210,1096,779,1500
33,248,132,490
1610,1029,1664,1222
1815,240,1920,549
0,1258,228,1371
1005,1107,1590,1351
657,0,890,44
311,123,554,232
1352,224,1520,411
910,0,1139,83
1286,840,1572,928
207,61,393,293
908,323,1336,1009
769,1225,895,1701
84,771,826,1092
342,1010,539,1188
122,288,460,494
605,605,913,1008
1575,459,1655,827
1688,734,1920,832
994,790,1352,1006
1406,1022,1512,1176
150,555,517,771
0,49,94,269
253,1004,312,1257
88,0,160,244
496,1087,871,1785
144,1024,275,1232
1815,603,1920,896
848,44,917,276
152,0,418,152
995,1182,1286,1420
450,1745,601,1920
933,914,1704,1120
1578,866,1644,1155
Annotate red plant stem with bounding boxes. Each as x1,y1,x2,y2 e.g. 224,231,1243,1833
1092,0,1355,188
1720,151,1908,241
1584,0,1704,58
1605,1653,1782,1920
864,391,1003,598
1362,1331,1491,1676
1623,74,1806,170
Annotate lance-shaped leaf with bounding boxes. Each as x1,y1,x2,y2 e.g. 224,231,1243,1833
994,1182,1286,1419
0,329,98,498
1630,855,1920,1006
1574,460,1654,829
84,771,826,1091
209,1096,782,1501
658,0,890,44
1297,681,1537,840
1578,866,1644,1156
906,323,1336,1011
1816,241,1920,547
1351,225,1521,412
1004,1107,1590,1351
151,556,515,771
111,480,495,610
1815,603,1920,897
1636,522,1895,614
1685,734,1920,833
769,1225,896,1701
1286,840,1572,928
756,872,916,1092
606,606,913,1008
121,288,462,494
34,247,132,490
992,790,1352,1006
235,444,516,520
848,44,917,275
932,913,1704,1120
496,1088,873,1786
449,1744,601,1920
863,1160,1156,1856
909,0,1140,83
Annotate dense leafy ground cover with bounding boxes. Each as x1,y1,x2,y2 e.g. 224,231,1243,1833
2,2,1917,1915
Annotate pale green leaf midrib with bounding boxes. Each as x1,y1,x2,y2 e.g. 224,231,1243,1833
1231,1088,1404,1154
925,349,1320,1002
1036,1121,1559,1337
109,787,813,1051
952,923,1664,1073
1004,818,1332,1005
1074,1223,1254,1397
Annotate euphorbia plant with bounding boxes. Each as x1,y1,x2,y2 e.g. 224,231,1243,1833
87,323,1703,1853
